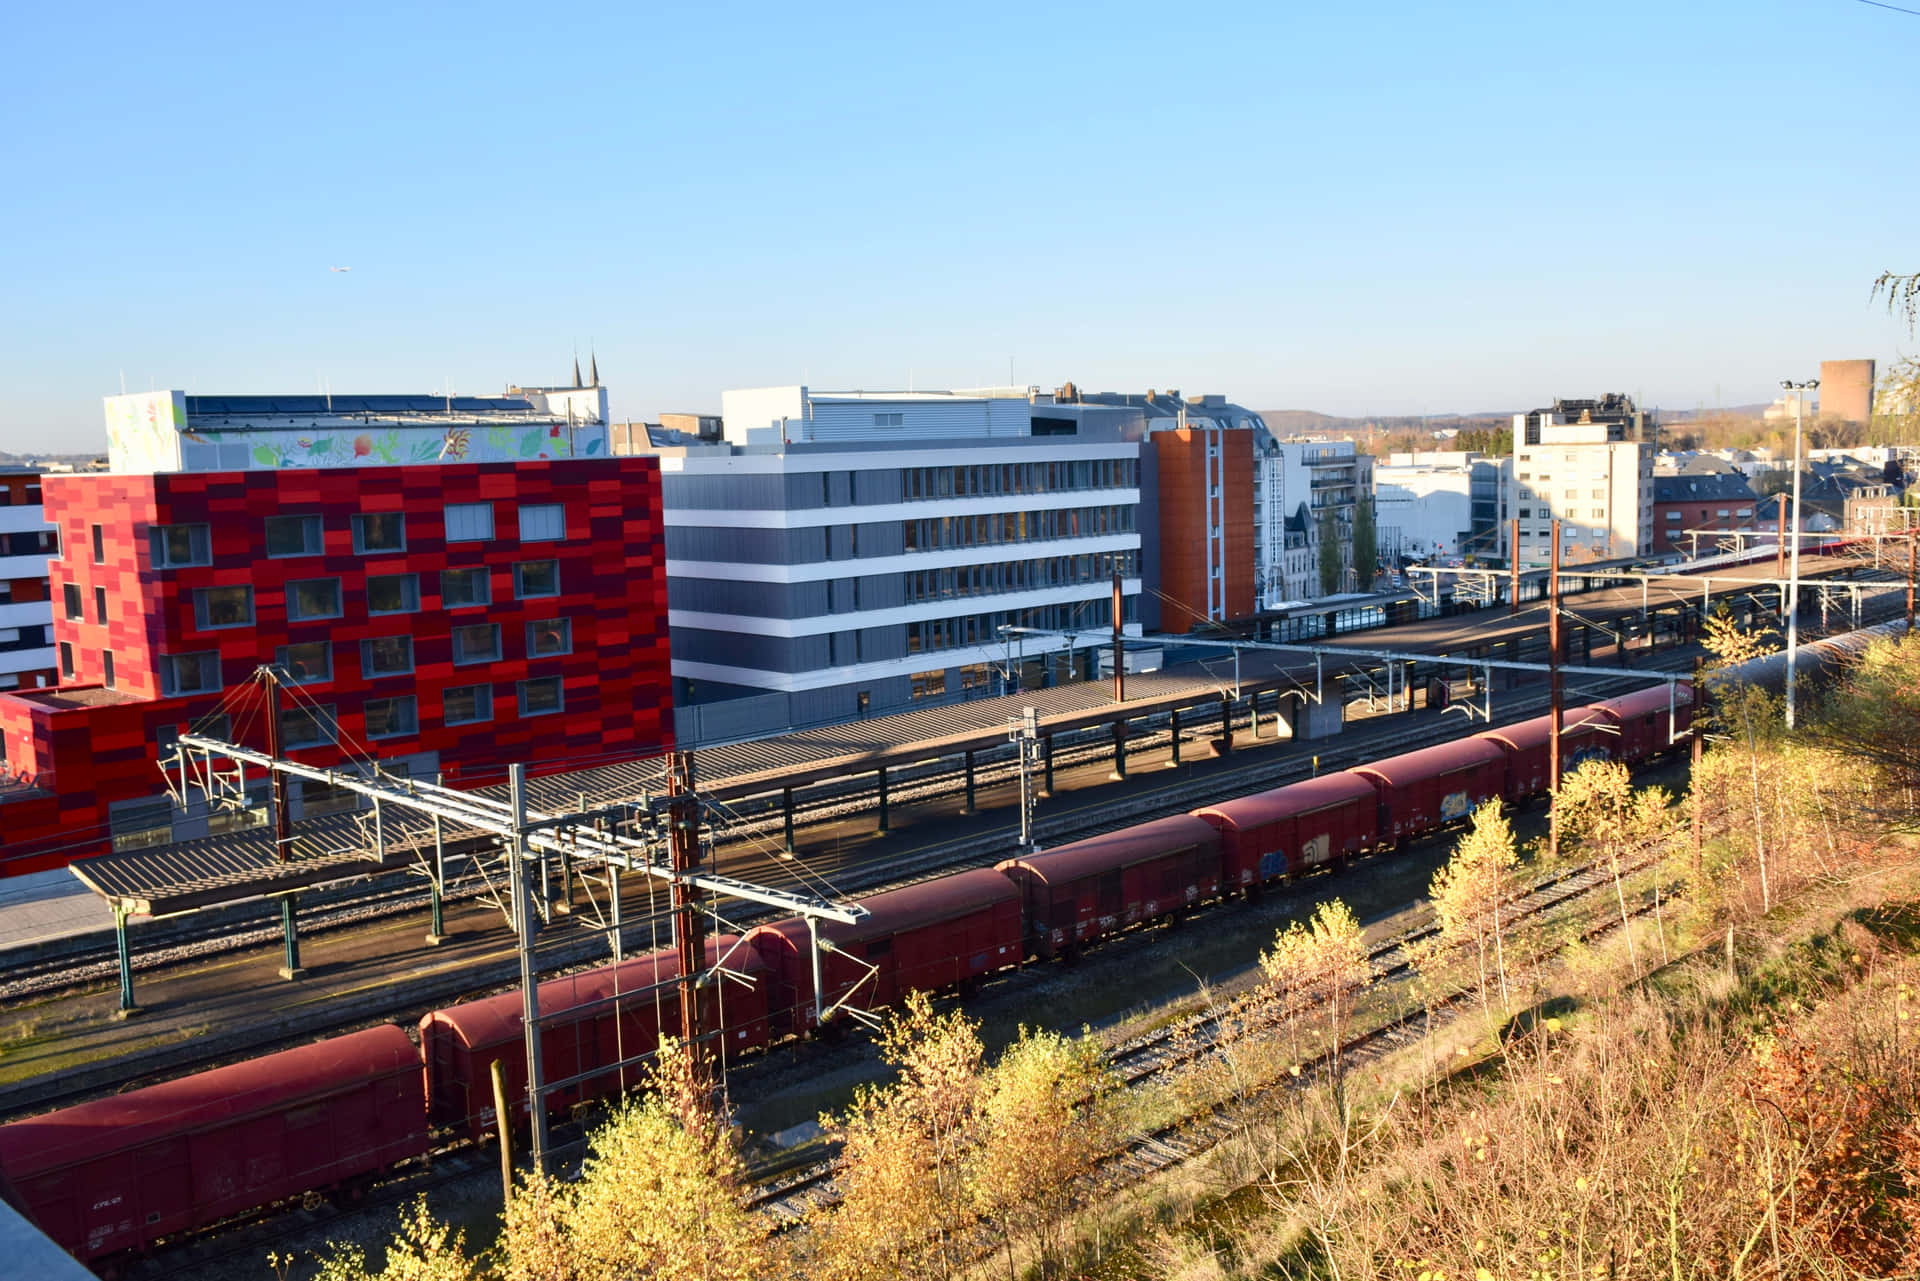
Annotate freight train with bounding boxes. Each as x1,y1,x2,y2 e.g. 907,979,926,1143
0,685,1691,1272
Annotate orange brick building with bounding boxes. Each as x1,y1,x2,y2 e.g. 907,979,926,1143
1152,427,1255,633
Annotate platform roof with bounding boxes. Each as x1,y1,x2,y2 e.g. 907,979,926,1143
68,822,425,916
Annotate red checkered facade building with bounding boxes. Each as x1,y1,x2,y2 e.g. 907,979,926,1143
0,389,671,875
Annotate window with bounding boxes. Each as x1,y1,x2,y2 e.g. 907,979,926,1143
445,502,494,542
911,669,947,699
519,503,565,542
299,776,360,818
275,641,332,684
94,586,107,623
361,635,415,678
195,585,255,629
441,567,491,608
265,515,323,558
518,676,564,717
1666,511,1682,521
155,714,231,761
873,412,904,427
287,578,342,621
363,695,418,740
62,583,82,621
526,617,572,657
159,651,221,696
102,651,115,688
279,705,336,749
58,642,72,677
366,573,420,615
514,560,559,599
443,683,493,726
150,524,211,568
452,623,502,665
90,524,104,563
352,512,406,554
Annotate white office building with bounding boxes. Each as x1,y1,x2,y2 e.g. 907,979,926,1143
655,387,1143,740
1374,452,1480,563
1504,422,1653,565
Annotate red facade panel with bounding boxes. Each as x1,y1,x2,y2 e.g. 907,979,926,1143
0,458,672,874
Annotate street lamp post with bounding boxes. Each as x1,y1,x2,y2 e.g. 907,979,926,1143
1782,377,1819,730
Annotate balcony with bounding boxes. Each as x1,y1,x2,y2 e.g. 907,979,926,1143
0,601,52,631
0,645,56,677
0,554,52,581
0,508,53,536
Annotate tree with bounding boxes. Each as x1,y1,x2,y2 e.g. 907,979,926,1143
1351,496,1378,587
498,1037,772,1281
306,1197,477,1281
1259,899,1372,1098
1451,426,1512,456
1873,270,1919,334
1555,760,1678,972
1426,801,1519,1022
1317,505,1342,596
1804,631,1920,823
969,1028,1113,1279
812,992,984,1281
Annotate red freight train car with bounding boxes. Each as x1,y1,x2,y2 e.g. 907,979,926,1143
419,939,768,1141
1478,708,1614,800
1350,738,1508,842
1588,684,1693,764
996,814,1223,961
1193,773,1381,886
0,1026,427,1266
746,868,1024,1039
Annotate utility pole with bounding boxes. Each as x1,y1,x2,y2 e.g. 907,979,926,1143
1509,517,1520,614
1110,555,1125,704
1011,706,1040,852
1548,520,1563,861
1690,659,1705,892
1783,378,1817,730
262,669,304,981
1908,529,1915,634
668,751,706,1090
1775,492,1788,585
508,762,549,1175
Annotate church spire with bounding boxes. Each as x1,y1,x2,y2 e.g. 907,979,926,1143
589,350,600,387
572,354,583,389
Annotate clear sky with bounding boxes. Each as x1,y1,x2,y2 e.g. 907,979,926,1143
2,0,1915,451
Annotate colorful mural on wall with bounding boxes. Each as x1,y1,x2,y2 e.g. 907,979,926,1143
235,421,608,470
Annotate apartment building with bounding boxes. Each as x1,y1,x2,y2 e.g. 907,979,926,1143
647,386,1142,741
0,385,669,874
1504,420,1654,566
1374,452,1484,562
0,469,58,692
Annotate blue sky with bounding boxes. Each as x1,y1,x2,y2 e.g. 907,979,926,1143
2,0,1914,451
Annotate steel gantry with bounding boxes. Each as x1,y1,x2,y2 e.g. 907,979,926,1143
169,727,866,1176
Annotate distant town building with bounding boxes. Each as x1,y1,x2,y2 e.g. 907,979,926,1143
0,469,57,693
1374,451,1503,563
1650,472,1760,555
1820,359,1875,424
640,386,1142,741
0,382,670,874
1503,418,1654,566
1514,393,1655,448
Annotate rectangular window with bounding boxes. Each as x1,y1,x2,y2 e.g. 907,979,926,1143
363,695,418,740
62,583,82,621
443,683,493,726
518,675,564,717
275,641,332,685
90,524,104,563
366,573,420,615
873,412,904,427
155,713,230,760
526,617,572,658
514,560,560,599
102,651,115,688
159,650,221,696
265,515,323,558
452,623,502,665
195,585,255,629
911,669,947,699
286,578,342,622
351,512,406,554
299,776,361,818
149,524,212,568
58,641,73,677
441,567,491,608
518,503,565,542
1665,511,1682,521
361,635,415,678
279,705,337,749
445,502,494,542
94,585,107,623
